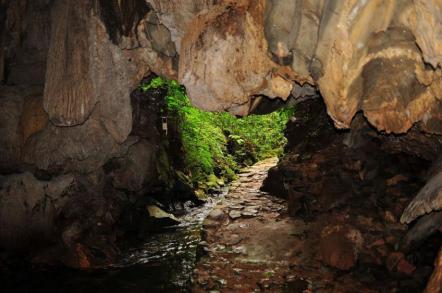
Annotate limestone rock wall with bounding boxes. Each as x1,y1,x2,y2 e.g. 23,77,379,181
0,0,175,266
154,0,442,134
1,0,441,135
1,0,442,267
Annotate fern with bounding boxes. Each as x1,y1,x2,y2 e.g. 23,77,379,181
140,77,294,184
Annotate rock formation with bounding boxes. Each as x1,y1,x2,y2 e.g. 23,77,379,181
0,0,441,282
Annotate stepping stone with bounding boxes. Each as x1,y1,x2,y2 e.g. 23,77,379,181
229,210,242,219
208,209,225,220
241,210,258,217
229,205,244,210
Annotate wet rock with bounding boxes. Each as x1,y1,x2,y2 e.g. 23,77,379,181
206,174,222,190
241,210,258,218
229,204,244,210
146,205,180,226
229,210,242,220
203,219,219,229
208,209,225,221
194,189,207,201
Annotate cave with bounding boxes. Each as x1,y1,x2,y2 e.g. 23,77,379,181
1,0,442,292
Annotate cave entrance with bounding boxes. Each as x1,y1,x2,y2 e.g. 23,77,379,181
131,77,441,293
132,75,294,208
72,76,439,292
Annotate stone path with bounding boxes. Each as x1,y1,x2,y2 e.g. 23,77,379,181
191,155,439,292
192,158,310,292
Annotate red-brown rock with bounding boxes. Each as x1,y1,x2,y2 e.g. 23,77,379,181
319,226,363,270
397,259,416,276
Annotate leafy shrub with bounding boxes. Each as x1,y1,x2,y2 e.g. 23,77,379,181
140,77,294,186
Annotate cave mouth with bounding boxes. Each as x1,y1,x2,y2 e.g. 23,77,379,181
129,74,295,208
2,0,442,291
1,76,441,292
0,75,298,291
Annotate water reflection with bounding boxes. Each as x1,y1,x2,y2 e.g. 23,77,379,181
1,188,227,293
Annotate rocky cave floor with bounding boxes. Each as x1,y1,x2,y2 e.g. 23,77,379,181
192,147,440,292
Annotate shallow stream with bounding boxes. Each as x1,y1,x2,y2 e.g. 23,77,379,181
1,188,228,293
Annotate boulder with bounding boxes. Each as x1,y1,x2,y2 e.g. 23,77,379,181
23,116,134,174
108,139,157,192
0,172,74,251
147,205,180,226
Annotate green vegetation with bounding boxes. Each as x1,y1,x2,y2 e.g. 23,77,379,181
140,77,294,191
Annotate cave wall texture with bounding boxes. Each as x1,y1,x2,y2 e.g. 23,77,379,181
0,0,441,267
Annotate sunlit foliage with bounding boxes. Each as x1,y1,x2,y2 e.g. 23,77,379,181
140,77,294,184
